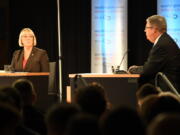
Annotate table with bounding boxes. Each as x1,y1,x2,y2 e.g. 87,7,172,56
0,71,50,112
69,73,140,109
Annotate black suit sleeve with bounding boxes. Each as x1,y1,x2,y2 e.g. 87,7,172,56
143,45,168,76
138,45,168,86
11,50,19,71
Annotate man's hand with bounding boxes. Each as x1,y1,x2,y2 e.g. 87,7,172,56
128,65,142,74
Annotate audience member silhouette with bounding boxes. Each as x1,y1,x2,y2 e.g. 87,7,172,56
65,113,100,135
0,86,39,135
100,106,145,135
73,82,110,118
140,92,180,125
0,86,22,111
136,83,161,108
147,113,180,135
13,78,47,135
45,103,81,135
0,100,21,135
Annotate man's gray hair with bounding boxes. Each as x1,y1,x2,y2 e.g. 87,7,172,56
147,15,167,33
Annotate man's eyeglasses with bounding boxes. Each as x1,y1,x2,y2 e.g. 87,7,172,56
145,26,153,29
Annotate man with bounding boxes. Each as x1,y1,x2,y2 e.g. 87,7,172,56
128,15,180,92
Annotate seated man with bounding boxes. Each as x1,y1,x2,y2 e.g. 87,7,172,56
128,15,180,92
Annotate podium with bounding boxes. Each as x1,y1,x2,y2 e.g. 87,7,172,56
0,72,50,112
69,73,140,109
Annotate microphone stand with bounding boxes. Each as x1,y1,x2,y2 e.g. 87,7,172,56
112,50,128,74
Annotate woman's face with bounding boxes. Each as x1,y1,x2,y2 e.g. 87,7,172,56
21,31,34,47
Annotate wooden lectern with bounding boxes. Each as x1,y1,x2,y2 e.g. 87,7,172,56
69,73,140,109
0,72,50,112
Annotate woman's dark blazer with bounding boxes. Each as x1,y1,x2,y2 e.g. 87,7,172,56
11,47,49,72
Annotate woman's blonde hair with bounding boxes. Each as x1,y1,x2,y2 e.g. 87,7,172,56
18,28,37,46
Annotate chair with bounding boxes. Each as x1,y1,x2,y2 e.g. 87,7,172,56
155,72,180,97
48,62,60,105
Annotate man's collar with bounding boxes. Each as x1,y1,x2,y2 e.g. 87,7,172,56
154,34,163,46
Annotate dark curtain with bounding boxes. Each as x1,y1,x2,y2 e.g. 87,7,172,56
9,0,58,62
6,0,157,102
60,0,91,101
128,0,157,65
0,0,10,68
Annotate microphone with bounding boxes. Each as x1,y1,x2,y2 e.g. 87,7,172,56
112,50,129,74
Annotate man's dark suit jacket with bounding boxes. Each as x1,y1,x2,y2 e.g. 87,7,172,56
11,47,49,72
138,33,180,91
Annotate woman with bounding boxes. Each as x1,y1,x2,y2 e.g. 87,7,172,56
11,28,49,72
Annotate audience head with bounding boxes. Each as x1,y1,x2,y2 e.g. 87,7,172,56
74,82,109,118
12,78,37,106
65,113,100,135
45,103,81,135
0,86,22,135
0,102,21,135
0,86,22,111
147,113,180,135
100,106,145,135
140,92,180,124
136,83,161,107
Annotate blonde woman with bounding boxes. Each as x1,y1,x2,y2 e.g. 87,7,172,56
11,28,49,72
